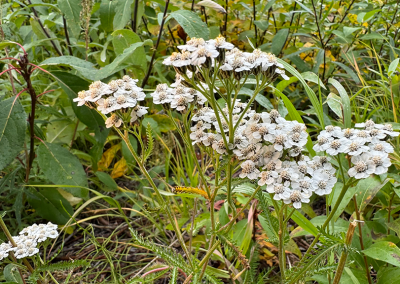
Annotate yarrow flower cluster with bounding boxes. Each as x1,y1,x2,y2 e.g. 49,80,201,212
0,222,59,260
163,35,289,82
314,120,398,179
73,75,148,128
183,100,337,208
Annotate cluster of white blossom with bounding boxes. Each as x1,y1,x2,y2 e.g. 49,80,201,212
184,99,336,208
151,72,208,112
314,120,398,179
73,75,148,128
0,222,59,260
163,35,289,81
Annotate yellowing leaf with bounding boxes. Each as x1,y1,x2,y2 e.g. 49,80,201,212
111,157,128,179
57,188,82,206
98,143,121,171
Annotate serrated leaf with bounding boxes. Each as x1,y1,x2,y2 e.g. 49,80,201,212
166,10,209,40
37,142,88,198
58,0,82,38
0,97,27,171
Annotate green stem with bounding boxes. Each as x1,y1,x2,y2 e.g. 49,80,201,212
332,221,357,284
302,178,355,258
115,128,193,269
352,196,372,284
278,204,287,283
218,186,262,233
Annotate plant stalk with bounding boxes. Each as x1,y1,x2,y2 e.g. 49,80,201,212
352,196,372,284
332,221,357,284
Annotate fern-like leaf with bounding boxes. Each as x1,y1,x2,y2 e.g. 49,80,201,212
130,229,189,273
28,260,89,283
285,240,344,284
257,191,279,238
216,233,250,269
169,267,178,284
144,123,154,162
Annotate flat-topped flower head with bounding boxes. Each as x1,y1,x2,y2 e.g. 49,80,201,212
130,106,148,123
258,170,278,186
348,153,376,179
370,141,394,153
105,113,123,128
178,37,206,51
239,160,260,180
369,151,391,175
73,90,90,106
267,183,290,201
283,190,310,209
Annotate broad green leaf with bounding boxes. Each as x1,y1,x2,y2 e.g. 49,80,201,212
271,28,288,55
331,182,358,221
363,241,400,267
326,93,343,118
331,61,360,84
277,59,325,128
343,27,361,37
58,0,82,38
121,134,138,165
37,142,88,198
291,210,318,236
147,114,176,132
0,97,27,171
167,10,209,40
4,264,23,284
40,56,97,80
388,218,400,237
273,88,315,155
50,71,110,146
254,20,269,30
302,71,326,89
388,58,399,77
328,78,352,128
99,0,116,32
360,32,387,40
239,87,273,110
113,0,133,30
377,267,400,284
25,187,74,224
112,29,147,78
94,40,152,80
95,171,119,192
355,177,390,212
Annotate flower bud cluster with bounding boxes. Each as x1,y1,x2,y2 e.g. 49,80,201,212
0,222,59,260
314,120,398,179
74,75,148,128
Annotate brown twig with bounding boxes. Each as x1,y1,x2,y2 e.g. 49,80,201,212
27,0,62,56
62,16,73,55
141,0,170,88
